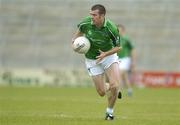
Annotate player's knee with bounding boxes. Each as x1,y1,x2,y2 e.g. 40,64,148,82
97,89,105,97
109,82,119,92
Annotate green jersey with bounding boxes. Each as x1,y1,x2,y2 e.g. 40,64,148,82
117,34,134,58
78,16,121,59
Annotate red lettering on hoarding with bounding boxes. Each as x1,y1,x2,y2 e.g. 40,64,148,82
135,72,180,88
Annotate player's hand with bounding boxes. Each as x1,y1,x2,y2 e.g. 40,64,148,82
96,50,106,64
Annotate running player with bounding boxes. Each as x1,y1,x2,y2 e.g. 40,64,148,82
117,24,136,96
72,4,122,120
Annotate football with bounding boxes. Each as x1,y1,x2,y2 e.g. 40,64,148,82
72,36,90,54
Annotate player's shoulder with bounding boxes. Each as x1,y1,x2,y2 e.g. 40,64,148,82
79,16,91,26
105,19,119,35
105,19,118,30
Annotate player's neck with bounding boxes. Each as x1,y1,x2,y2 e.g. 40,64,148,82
95,18,104,28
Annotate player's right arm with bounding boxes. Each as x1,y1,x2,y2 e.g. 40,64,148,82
72,29,83,44
72,16,90,44
72,16,92,44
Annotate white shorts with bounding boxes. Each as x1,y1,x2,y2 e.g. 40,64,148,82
85,54,118,76
119,57,131,71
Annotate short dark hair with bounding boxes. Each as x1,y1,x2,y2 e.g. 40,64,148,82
91,4,106,15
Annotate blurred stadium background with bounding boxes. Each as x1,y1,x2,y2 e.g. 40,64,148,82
0,0,180,87
1,1,180,125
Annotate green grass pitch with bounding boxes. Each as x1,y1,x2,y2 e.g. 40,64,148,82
0,86,180,125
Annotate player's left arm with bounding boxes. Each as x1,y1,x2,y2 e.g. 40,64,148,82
96,47,121,64
96,24,121,63
96,46,121,64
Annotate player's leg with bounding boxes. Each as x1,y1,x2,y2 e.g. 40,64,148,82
85,55,120,120
105,62,121,120
123,70,133,96
119,57,133,96
85,58,110,96
91,74,106,97
92,74,115,120
105,62,120,108
105,60,122,100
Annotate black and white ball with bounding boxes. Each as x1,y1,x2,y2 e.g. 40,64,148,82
72,36,90,54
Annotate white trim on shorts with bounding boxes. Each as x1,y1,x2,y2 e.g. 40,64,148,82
85,53,119,76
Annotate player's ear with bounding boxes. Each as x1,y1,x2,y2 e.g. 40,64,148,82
101,14,105,18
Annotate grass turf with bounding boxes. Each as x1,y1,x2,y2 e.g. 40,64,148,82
0,86,180,125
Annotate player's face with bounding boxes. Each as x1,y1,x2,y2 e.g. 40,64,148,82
90,9,104,27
